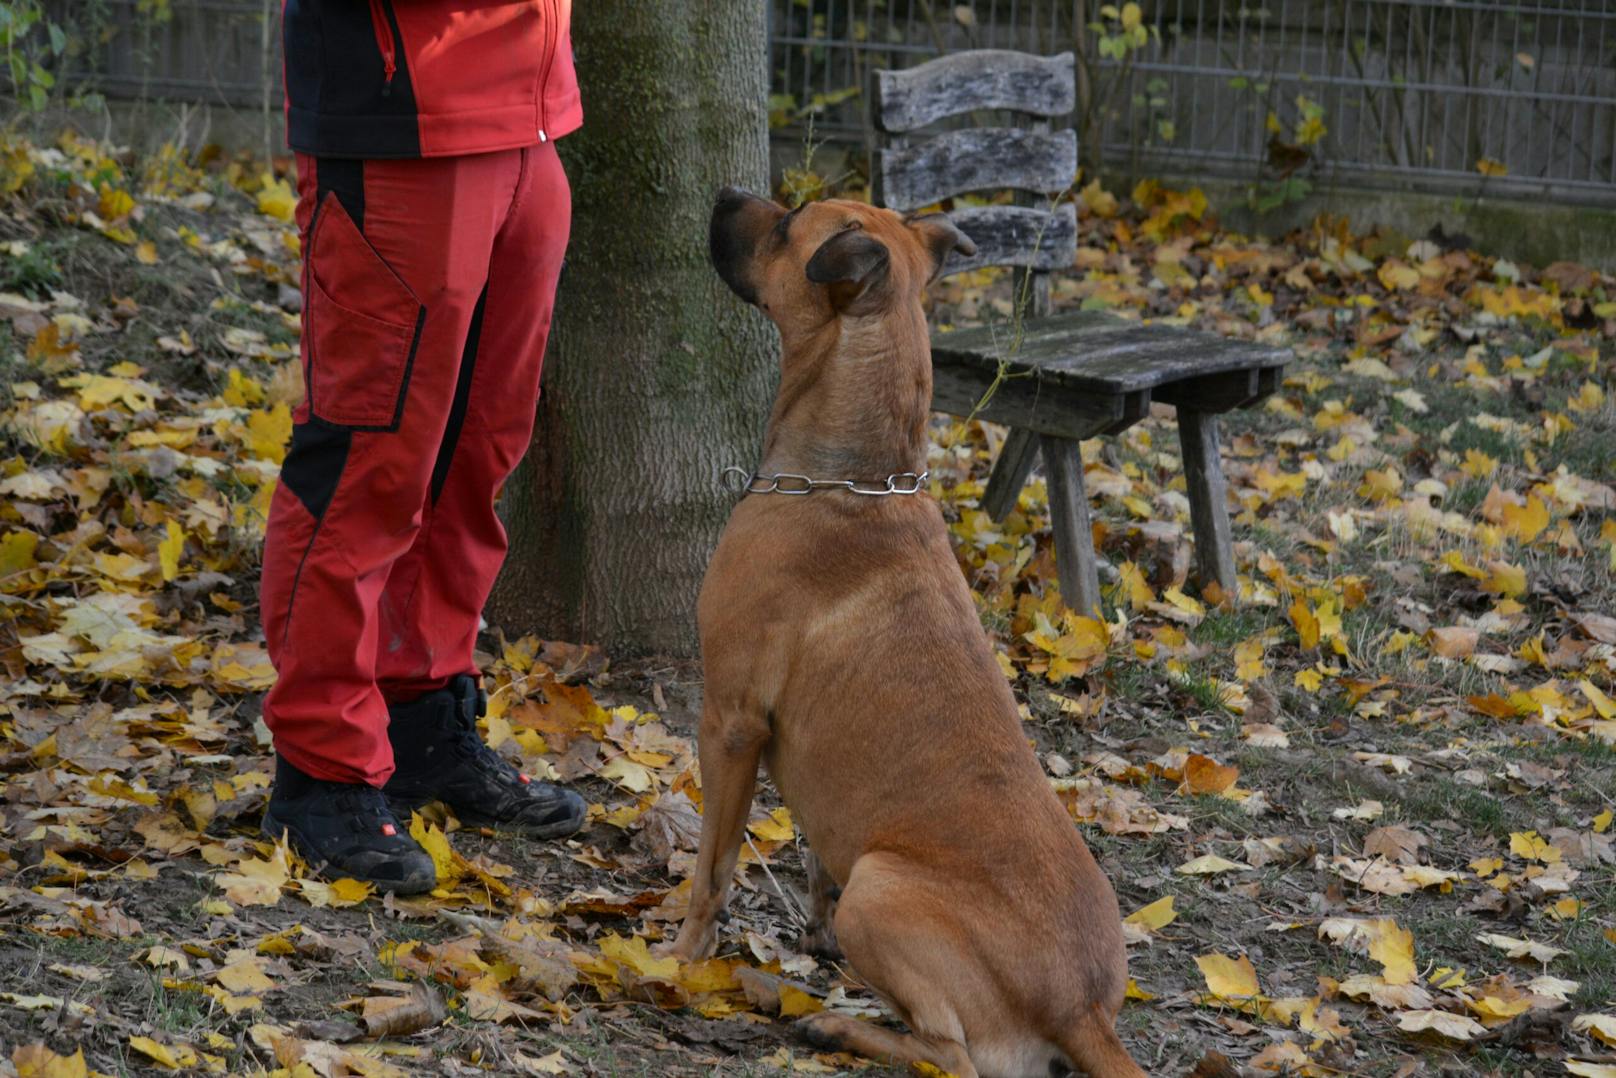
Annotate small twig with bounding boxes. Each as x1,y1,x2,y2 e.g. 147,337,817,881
745,835,808,932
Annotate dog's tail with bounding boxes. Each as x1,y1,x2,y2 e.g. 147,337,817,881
1057,1006,1149,1078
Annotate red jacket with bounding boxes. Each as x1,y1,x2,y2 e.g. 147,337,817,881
281,0,582,159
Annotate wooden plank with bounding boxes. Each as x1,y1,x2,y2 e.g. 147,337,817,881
929,310,1291,394
982,427,1040,521
1177,410,1237,601
1154,368,1263,413
930,352,1123,441
941,203,1077,276
1040,435,1103,617
876,128,1077,211
875,50,1076,133
1099,389,1153,435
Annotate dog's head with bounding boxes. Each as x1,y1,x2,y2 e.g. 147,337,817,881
709,188,974,334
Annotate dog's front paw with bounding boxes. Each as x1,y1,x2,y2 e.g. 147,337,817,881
797,1012,861,1053
661,920,718,962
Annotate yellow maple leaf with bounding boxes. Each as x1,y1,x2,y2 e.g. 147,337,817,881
0,530,40,579
128,1036,197,1070
598,933,679,980
1358,466,1403,503
779,984,823,1017
256,173,297,222
1509,830,1562,864
158,519,185,582
1197,953,1260,999
407,814,459,887
98,184,136,220
1124,896,1177,932
216,845,292,907
1483,559,1528,598
1460,448,1498,478
1290,599,1321,649
748,806,794,843
242,403,293,463
1574,1014,1616,1048
1114,560,1154,609
1501,495,1549,544
12,1044,89,1078
1369,920,1417,985
1579,681,1616,721
1378,261,1420,291
1234,637,1266,681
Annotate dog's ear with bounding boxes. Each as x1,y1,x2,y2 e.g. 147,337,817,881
805,227,890,314
906,212,977,282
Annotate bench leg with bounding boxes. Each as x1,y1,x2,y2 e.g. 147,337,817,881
982,426,1040,522
1177,409,1238,602
1039,435,1102,617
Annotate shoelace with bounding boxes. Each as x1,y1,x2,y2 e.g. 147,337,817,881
332,783,405,837
445,708,534,790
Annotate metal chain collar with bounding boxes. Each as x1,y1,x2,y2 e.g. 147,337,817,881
721,465,930,497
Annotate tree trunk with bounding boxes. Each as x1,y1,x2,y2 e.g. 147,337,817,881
487,1,777,657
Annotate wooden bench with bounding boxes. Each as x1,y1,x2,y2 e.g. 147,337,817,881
873,49,1290,614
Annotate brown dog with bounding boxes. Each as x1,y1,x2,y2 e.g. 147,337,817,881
667,189,1147,1078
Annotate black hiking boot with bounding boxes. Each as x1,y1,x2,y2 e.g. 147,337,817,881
262,755,437,894
382,675,587,839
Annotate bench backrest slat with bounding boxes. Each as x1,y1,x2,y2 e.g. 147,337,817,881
877,127,1078,212
875,50,1076,133
940,204,1076,277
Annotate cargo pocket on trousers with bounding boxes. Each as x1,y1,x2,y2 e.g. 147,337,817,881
304,192,425,430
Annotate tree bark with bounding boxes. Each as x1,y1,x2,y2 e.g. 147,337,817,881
488,1,777,657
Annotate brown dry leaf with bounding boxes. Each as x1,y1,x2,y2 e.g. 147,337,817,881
360,983,446,1038
1363,825,1428,865
1427,626,1480,658
1181,754,1240,795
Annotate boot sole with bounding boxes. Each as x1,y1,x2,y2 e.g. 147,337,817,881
387,793,588,841
456,801,589,840
262,809,437,895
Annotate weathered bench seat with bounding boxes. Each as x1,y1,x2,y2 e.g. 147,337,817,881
873,49,1291,613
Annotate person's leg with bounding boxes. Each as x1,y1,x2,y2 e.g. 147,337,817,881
369,141,584,838
372,140,570,702
260,150,525,885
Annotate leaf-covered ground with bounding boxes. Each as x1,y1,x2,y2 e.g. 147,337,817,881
1,134,1614,1078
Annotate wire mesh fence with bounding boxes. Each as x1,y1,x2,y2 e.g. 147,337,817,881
769,0,1616,204
31,1,1616,204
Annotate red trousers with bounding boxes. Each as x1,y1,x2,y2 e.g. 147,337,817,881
261,144,570,786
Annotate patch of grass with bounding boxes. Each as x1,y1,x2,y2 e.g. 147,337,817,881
0,239,65,295
1194,608,1274,647
1183,793,1259,836
1564,883,1616,1009
1398,776,1528,840
143,974,210,1034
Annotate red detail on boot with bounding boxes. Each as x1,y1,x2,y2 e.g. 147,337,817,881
519,773,531,785
381,822,397,836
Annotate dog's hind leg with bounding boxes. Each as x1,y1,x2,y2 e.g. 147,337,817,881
800,1012,978,1078
797,847,842,959
797,852,985,1077
667,698,769,960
